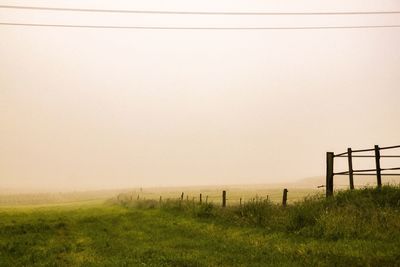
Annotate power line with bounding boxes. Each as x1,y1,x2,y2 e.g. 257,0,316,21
1,5,400,16
1,22,400,30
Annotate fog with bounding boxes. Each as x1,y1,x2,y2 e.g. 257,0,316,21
1,0,400,192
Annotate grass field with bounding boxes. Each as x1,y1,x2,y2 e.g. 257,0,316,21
116,186,321,205
0,186,319,207
1,186,399,266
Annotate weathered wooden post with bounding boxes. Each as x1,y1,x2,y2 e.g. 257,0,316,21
374,145,382,188
205,195,208,204
282,188,288,207
181,192,184,201
326,152,334,197
347,148,354,190
222,190,226,207
199,193,202,204
239,197,242,206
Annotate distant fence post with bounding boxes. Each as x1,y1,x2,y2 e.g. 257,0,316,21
222,190,226,207
205,195,208,204
374,145,382,188
199,193,202,204
282,189,288,207
347,148,354,190
326,152,334,197
180,192,184,201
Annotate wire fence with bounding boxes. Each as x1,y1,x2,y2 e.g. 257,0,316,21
115,187,321,208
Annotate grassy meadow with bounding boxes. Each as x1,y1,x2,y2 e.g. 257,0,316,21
116,186,321,205
1,186,399,266
0,185,318,207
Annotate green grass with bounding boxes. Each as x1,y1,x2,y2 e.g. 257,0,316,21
1,186,400,266
0,186,318,208
117,186,319,205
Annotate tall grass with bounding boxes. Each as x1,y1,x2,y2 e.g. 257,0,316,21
124,185,400,242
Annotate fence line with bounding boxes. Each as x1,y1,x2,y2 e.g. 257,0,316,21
121,190,297,207
326,144,400,197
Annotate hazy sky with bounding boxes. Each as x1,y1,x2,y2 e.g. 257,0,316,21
1,0,400,191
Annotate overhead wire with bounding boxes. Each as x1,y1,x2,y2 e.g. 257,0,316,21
1,5,400,15
1,5,400,30
1,22,400,30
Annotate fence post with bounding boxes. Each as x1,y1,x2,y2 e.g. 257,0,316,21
347,148,354,190
181,192,184,201
374,145,382,188
199,193,202,204
282,188,288,207
222,190,226,207
326,152,334,197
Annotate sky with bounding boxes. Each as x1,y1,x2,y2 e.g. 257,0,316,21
1,0,400,191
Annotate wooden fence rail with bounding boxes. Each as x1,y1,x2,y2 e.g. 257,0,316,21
326,144,400,197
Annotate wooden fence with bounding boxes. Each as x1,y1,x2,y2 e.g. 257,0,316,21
326,144,400,197
129,189,290,207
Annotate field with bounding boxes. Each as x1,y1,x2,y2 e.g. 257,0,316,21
0,186,321,207
1,186,400,266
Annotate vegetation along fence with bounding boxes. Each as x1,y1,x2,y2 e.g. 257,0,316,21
126,189,290,207
326,144,400,197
